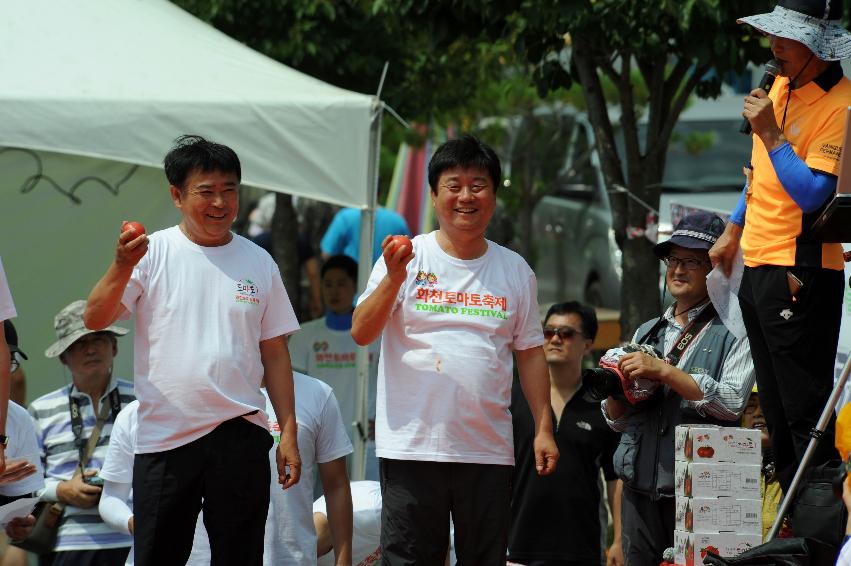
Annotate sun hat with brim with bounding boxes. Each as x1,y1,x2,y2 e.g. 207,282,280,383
45,300,128,358
3,320,27,360
738,0,851,62
654,211,727,259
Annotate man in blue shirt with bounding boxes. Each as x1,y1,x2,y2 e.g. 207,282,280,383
320,207,410,265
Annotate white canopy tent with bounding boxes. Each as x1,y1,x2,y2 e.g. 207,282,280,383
0,0,379,477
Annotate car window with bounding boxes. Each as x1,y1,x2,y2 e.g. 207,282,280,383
560,123,596,190
664,119,752,191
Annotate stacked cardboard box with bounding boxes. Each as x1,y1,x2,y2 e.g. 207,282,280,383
672,425,763,566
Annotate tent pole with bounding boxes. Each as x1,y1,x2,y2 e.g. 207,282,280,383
353,99,383,481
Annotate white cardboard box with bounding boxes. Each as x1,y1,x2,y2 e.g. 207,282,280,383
674,530,762,566
675,460,761,498
675,496,762,535
674,425,761,464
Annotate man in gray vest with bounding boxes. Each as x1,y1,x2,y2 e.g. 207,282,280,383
602,211,755,565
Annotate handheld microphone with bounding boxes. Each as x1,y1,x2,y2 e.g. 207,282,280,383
740,59,781,135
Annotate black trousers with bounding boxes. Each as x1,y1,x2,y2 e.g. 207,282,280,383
620,487,674,566
739,265,844,491
132,416,273,566
379,458,512,566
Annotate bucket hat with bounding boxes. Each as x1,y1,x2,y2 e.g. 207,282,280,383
738,0,851,61
45,300,128,358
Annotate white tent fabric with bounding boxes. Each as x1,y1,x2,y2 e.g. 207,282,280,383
0,0,378,478
0,0,376,209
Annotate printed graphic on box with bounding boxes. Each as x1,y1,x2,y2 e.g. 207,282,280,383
674,530,761,566
675,461,761,498
675,425,761,464
675,496,762,535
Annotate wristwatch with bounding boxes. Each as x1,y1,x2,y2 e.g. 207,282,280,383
0,434,9,447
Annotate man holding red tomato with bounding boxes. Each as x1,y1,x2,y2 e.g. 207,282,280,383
352,134,558,565
83,135,301,566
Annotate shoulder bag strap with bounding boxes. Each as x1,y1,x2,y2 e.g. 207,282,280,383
664,303,717,366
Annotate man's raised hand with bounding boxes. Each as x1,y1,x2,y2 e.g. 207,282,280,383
115,221,148,269
709,223,743,278
381,235,414,285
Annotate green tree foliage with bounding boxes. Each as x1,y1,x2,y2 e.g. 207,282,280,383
500,0,772,334
175,0,510,121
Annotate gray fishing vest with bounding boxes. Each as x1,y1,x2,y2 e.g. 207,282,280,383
613,314,737,499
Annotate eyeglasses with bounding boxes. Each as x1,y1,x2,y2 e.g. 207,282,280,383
662,255,708,271
543,326,585,341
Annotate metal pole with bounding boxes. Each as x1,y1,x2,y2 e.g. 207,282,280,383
351,98,383,481
766,354,851,540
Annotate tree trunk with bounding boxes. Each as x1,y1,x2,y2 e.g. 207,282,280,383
617,154,665,338
619,236,660,339
271,192,301,316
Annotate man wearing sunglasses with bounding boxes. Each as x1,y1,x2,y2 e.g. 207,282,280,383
603,211,755,565
509,301,623,566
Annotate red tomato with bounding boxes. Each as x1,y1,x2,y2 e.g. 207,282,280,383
121,221,146,236
391,235,412,253
696,446,715,458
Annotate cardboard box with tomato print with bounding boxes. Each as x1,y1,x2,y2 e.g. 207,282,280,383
675,496,761,535
674,530,761,566
674,425,761,464
675,460,761,498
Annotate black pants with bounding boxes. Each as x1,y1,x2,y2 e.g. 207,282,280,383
739,265,844,491
132,416,273,566
620,487,674,566
379,458,512,566
39,548,130,566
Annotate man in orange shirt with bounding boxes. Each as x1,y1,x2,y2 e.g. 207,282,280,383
711,0,851,490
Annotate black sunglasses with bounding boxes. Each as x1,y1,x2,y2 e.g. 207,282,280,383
543,326,585,341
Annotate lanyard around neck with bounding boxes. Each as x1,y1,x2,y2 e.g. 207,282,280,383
69,387,122,469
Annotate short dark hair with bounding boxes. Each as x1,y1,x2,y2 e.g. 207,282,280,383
427,134,501,194
321,254,358,283
163,135,241,190
544,301,598,341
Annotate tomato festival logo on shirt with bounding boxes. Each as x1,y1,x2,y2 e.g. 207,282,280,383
235,278,260,305
413,287,509,320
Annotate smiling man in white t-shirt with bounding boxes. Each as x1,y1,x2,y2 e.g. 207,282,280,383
84,135,302,566
352,135,559,564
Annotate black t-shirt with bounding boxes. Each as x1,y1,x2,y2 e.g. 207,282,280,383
508,381,620,564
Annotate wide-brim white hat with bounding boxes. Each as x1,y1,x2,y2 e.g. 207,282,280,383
738,2,851,61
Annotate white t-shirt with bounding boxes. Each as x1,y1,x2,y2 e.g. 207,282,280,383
0,257,17,321
98,401,210,566
1,401,44,496
288,317,379,439
121,227,299,453
262,376,353,565
838,537,851,566
358,232,544,465
314,481,382,566
98,401,138,486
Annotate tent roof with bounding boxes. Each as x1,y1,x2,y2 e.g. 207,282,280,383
0,0,376,208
